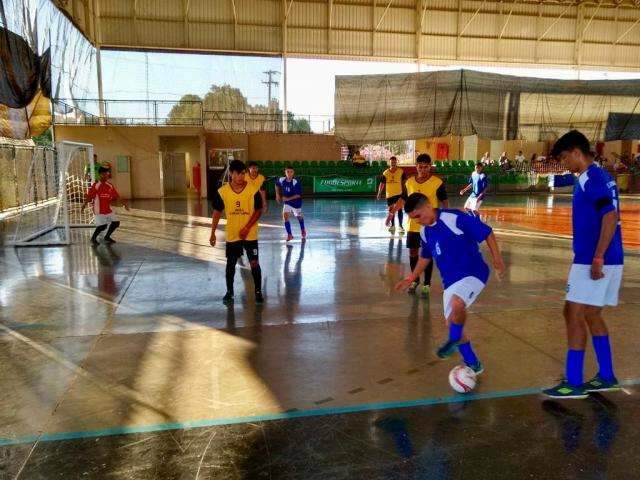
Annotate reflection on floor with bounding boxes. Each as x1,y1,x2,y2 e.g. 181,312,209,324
1,196,639,478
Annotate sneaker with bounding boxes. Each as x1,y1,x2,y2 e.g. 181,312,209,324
397,227,405,235
407,281,418,295
286,234,294,242
467,361,484,375
388,225,396,234
436,339,461,359
542,381,588,400
255,291,264,304
222,292,234,305
420,285,430,298
582,375,621,393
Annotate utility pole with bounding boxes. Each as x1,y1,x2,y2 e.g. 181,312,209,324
262,70,280,112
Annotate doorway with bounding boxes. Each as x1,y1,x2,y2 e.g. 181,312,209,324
161,152,187,195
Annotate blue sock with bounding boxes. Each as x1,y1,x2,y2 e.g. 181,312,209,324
397,209,403,226
592,335,615,381
298,217,305,232
458,342,479,366
285,221,292,236
566,349,585,387
449,323,463,343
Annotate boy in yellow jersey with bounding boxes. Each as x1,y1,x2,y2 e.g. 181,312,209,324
247,161,268,214
210,160,264,305
388,153,448,297
377,156,406,234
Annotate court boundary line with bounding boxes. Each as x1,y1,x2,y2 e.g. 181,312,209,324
1,379,638,447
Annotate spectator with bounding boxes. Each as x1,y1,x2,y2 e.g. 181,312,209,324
515,150,526,171
613,157,628,173
499,152,511,171
352,150,367,168
480,152,491,165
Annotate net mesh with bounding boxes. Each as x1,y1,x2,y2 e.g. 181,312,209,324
9,141,94,246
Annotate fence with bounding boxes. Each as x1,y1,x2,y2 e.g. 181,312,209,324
0,145,57,216
53,99,334,134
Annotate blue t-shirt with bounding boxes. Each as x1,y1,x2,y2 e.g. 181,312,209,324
468,171,488,198
554,165,623,266
277,177,303,209
419,209,492,289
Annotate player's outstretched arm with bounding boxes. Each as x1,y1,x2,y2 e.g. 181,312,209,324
395,257,431,291
459,184,472,195
485,232,505,281
376,181,385,200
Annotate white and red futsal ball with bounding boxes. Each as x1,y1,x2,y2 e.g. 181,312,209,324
448,365,477,393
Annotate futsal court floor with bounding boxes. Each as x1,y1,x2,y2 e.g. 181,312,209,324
1,194,639,479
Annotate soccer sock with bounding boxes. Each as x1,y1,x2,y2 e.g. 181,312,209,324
424,259,433,286
449,323,463,342
390,214,395,226
592,335,615,381
225,258,237,294
298,217,306,232
251,265,262,293
285,221,292,236
458,342,479,366
91,225,107,241
409,256,418,280
397,209,403,227
566,349,585,387
105,221,120,239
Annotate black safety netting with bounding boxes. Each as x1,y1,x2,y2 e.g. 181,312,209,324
0,0,97,139
335,69,640,144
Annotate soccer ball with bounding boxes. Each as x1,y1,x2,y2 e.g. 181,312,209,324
448,365,477,393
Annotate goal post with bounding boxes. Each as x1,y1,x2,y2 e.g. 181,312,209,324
9,141,95,246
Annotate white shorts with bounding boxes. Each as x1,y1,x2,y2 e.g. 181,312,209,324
443,276,486,319
283,204,303,217
464,196,483,211
95,213,119,227
566,264,623,307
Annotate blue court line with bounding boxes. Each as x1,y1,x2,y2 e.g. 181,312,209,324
1,379,638,447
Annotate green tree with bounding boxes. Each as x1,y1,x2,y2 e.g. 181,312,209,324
167,94,202,124
203,84,249,112
33,128,53,146
287,113,311,133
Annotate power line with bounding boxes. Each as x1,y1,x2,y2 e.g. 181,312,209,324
262,70,280,111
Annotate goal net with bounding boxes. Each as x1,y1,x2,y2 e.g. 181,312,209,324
9,141,95,246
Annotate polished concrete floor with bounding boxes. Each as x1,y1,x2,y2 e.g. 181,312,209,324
1,195,639,479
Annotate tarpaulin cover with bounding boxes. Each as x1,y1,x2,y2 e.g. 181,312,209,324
335,69,640,144
0,26,40,108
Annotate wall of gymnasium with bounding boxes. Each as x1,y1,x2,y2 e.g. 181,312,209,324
55,126,341,198
205,132,342,162
54,125,204,199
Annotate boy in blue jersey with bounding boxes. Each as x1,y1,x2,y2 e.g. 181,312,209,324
276,166,307,241
395,193,505,374
543,130,624,399
460,162,489,215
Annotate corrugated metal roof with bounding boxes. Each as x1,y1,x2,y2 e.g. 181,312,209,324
47,0,640,70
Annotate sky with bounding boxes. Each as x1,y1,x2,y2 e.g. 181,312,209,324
100,50,640,125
